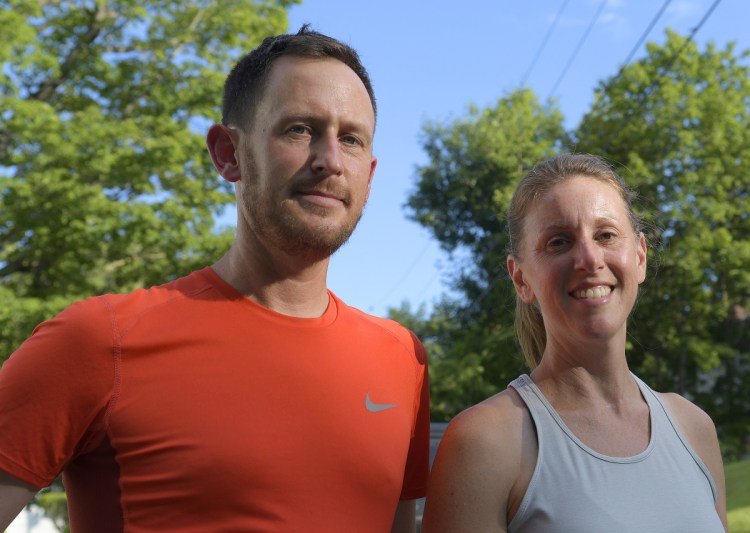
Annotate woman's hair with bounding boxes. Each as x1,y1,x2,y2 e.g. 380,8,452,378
506,153,643,369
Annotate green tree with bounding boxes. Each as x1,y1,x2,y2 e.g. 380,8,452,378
405,31,750,456
575,30,750,457
32,478,69,533
0,0,298,361
405,89,566,420
0,0,298,526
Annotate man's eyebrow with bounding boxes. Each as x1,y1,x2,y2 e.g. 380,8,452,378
279,112,372,129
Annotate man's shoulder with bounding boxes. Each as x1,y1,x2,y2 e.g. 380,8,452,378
60,268,215,328
334,296,425,361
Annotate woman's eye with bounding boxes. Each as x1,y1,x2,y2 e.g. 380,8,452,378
546,237,569,249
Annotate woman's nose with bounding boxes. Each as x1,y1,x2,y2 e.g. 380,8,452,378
574,239,605,272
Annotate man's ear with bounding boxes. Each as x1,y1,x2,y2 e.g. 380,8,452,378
206,124,241,183
507,255,535,304
364,155,377,203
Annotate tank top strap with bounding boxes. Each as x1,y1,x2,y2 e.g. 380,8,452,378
630,373,719,502
507,373,723,533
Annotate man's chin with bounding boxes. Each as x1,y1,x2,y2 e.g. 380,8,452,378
277,229,354,261
249,206,362,261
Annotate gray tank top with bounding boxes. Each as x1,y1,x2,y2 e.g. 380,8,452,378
508,373,724,533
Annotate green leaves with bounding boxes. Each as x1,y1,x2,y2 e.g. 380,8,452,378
405,31,750,454
577,34,750,432
410,89,564,255
1,1,298,361
404,90,565,419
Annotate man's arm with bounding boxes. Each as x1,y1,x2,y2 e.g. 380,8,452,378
0,469,39,530
391,499,416,533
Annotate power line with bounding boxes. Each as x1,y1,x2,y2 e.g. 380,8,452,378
387,1,724,320
619,0,673,68
520,0,570,87
375,2,683,318
372,239,433,313
602,0,722,151
413,270,441,306
465,0,723,316
547,0,608,100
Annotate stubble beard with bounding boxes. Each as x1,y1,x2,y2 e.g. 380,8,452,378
239,153,364,262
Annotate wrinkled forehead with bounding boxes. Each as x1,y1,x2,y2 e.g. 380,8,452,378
263,56,375,122
526,176,630,231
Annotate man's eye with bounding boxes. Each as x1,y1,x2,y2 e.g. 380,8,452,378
288,125,309,135
341,135,361,146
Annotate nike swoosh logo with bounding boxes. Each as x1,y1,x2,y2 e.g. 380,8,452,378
365,392,398,413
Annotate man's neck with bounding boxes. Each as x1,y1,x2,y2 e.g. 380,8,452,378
211,240,332,318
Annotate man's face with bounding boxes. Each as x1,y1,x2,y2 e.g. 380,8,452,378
234,56,377,260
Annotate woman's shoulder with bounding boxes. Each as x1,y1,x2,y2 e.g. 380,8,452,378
656,390,726,524
436,386,537,499
448,387,531,446
655,391,722,470
656,391,718,445
423,386,537,532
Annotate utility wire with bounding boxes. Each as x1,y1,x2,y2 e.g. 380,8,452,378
379,1,664,318
619,0,672,69
465,0,722,316
547,0,608,99
372,239,433,313
519,0,570,87
602,0,722,152
413,270,442,306
388,0,723,319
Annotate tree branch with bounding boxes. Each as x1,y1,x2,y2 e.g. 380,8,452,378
29,5,103,102
170,3,212,59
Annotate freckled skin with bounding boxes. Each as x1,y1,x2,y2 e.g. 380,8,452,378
508,176,647,349
234,57,377,261
205,56,378,315
424,171,727,533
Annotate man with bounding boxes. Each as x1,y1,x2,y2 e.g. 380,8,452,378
0,26,430,532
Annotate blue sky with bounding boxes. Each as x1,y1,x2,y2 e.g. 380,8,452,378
282,0,749,317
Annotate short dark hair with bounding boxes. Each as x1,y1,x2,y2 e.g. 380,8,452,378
221,24,376,129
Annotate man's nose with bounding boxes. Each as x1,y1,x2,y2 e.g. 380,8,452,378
311,134,344,175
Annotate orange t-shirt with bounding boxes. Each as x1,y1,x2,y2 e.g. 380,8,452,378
0,268,429,532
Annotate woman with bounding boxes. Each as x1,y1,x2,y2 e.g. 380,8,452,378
422,154,727,532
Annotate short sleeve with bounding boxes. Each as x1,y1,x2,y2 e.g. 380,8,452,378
400,333,430,500
0,298,117,487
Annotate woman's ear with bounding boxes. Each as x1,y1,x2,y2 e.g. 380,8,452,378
508,255,535,304
206,124,241,183
636,231,648,284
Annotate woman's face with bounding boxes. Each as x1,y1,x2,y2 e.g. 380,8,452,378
507,176,647,346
